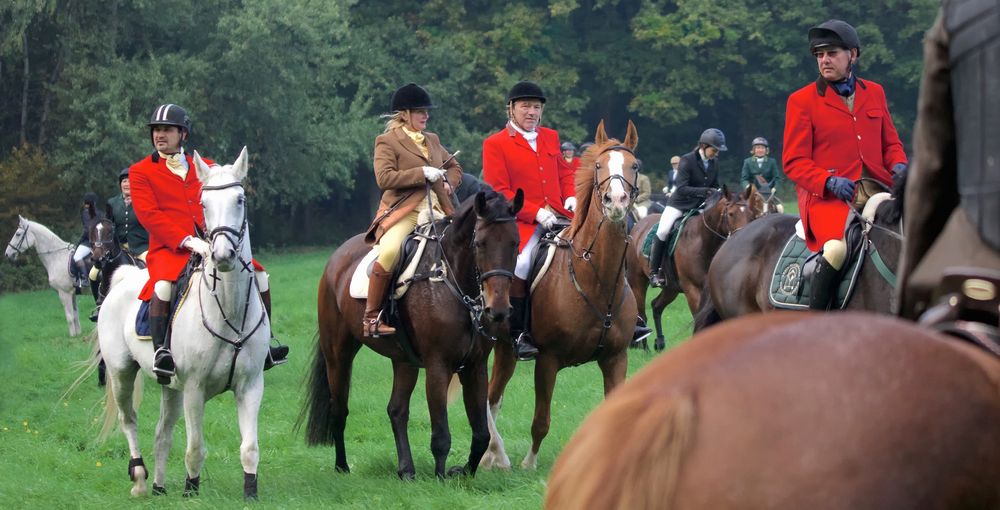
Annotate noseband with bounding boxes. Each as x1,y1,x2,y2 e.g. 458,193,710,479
7,224,29,255
200,181,248,252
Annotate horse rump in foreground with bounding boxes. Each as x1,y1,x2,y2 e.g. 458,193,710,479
304,189,522,479
98,148,269,499
5,216,82,336
546,312,1000,509
480,120,639,471
626,186,761,350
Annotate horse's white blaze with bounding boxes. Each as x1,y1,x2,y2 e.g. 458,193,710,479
607,151,627,198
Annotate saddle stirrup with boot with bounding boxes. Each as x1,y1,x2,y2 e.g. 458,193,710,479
648,236,668,288
259,289,288,370
508,278,539,361
809,257,841,311
149,295,174,385
363,262,397,337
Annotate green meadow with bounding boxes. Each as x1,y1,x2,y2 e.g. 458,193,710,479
0,247,694,509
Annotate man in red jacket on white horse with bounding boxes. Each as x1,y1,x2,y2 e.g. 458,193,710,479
783,20,908,310
129,104,287,383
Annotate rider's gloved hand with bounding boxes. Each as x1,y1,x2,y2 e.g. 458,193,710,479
182,236,211,259
422,166,446,182
825,176,856,202
563,197,577,212
535,207,557,230
891,163,908,186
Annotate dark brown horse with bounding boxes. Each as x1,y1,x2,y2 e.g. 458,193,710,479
89,218,143,306
627,186,762,350
480,120,639,471
695,186,903,330
304,189,522,479
545,312,1000,509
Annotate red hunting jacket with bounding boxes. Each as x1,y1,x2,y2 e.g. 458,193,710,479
482,125,575,251
783,77,907,251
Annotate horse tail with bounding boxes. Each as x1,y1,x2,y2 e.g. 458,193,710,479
692,282,721,332
545,390,696,509
59,329,102,405
298,332,336,445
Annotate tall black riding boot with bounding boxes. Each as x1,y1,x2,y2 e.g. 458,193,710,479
260,289,288,370
648,237,668,288
89,276,102,322
809,257,841,311
150,295,174,385
509,296,539,361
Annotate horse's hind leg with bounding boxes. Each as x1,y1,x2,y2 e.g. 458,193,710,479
425,362,454,479
387,360,419,480
181,388,207,496
108,363,146,496
481,342,516,470
598,351,628,396
523,355,560,470
235,375,264,499
58,289,80,337
452,361,489,477
652,289,678,351
153,387,183,495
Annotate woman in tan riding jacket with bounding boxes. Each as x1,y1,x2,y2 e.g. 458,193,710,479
362,83,462,337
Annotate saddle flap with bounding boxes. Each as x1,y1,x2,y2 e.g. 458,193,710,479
348,234,430,300
768,232,865,310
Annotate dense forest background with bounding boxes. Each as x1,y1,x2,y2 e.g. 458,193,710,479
1,0,937,251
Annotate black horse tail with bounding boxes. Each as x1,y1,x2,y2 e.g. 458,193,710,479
692,282,721,333
297,332,336,445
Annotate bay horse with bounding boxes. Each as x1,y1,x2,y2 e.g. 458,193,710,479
5,215,82,336
97,148,270,499
89,218,144,312
626,186,762,350
545,312,1000,509
304,189,523,479
480,120,639,471
695,183,903,329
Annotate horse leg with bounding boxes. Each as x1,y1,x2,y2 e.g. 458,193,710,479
325,338,361,473
235,375,264,499
153,386,183,495
108,363,146,496
387,360,419,480
58,289,80,337
451,361,489,477
181,388,207,497
523,355,560,470
481,342,516,470
425,363,453,479
598,351,628,396
652,288,677,351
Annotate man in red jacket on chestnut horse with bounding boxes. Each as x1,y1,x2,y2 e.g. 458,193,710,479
783,20,908,310
129,104,288,383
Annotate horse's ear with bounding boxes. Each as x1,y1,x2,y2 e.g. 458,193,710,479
623,120,638,150
193,150,213,183
742,184,752,200
233,146,249,181
594,120,608,146
721,183,730,199
475,191,487,216
511,188,524,215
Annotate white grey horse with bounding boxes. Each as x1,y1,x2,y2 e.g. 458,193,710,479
98,148,269,499
5,216,82,336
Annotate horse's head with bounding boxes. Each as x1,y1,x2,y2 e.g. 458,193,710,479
742,184,767,218
704,185,756,238
195,147,250,272
472,189,523,324
5,215,33,261
577,120,640,224
89,219,116,265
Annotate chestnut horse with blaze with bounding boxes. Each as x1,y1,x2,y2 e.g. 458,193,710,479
480,121,639,470
546,312,1000,509
304,190,522,479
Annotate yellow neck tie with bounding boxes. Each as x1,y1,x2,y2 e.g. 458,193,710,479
402,127,429,158
158,151,187,178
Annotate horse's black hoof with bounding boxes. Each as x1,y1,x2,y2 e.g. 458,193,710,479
152,485,167,496
183,476,199,497
447,465,471,478
398,470,415,481
335,464,350,474
654,337,666,352
244,472,258,500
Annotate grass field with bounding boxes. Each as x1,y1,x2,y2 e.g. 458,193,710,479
0,247,693,509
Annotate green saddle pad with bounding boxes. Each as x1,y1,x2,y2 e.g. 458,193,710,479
640,210,699,261
768,233,863,310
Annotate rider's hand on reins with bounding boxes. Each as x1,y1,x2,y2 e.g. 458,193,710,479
422,166,446,183
825,176,856,202
182,236,211,259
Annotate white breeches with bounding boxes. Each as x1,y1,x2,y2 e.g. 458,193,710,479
655,206,684,241
153,280,175,301
514,225,545,280
73,245,91,263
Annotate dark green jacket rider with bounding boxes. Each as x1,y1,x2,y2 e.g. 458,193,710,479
106,194,149,254
740,156,782,193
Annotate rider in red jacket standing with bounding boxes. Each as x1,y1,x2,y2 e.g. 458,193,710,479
130,104,287,383
782,20,908,310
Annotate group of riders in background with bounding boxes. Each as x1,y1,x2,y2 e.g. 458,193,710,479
69,14,997,379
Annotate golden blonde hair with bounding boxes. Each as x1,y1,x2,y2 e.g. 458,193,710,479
381,111,408,133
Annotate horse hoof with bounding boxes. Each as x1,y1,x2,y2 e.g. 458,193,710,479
183,476,200,497
244,472,258,500
447,465,471,478
152,485,167,496
335,464,350,474
654,337,666,352
398,470,415,481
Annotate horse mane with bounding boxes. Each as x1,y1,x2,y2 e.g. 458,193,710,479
24,218,58,239
451,189,509,232
878,170,906,225
569,139,625,237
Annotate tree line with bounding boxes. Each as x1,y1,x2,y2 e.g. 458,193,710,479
1,0,937,251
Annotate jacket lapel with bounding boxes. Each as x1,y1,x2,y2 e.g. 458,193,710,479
393,128,429,162
506,125,536,153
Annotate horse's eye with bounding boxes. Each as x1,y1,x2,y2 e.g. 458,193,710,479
595,163,601,169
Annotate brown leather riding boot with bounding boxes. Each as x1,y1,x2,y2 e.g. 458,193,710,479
363,262,397,337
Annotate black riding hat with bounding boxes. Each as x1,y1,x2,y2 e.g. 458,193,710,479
699,128,728,151
390,83,435,112
118,167,130,184
148,104,192,132
808,19,861,56
507,81,546,104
